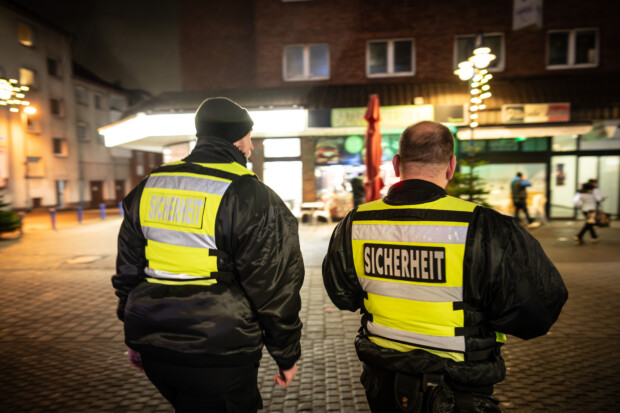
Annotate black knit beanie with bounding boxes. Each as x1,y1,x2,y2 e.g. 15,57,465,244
195,97,254,143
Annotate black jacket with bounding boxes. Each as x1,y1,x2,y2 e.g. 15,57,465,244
323,179,567,387
112,138,304,369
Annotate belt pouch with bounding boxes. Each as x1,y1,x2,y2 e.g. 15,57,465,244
394,372,423,412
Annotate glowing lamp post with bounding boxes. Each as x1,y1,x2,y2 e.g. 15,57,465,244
454,41,495,134
0,77,35,114
1,76,36,208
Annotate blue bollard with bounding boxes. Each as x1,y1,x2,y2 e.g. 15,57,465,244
49,208,56,230
18,212,25,235
99,203,106,220
77,206,83,223
118,201,124,217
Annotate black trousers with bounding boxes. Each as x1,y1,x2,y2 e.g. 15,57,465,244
577,211,598,240
142,357,262,413
513,200,532,224
361,364,499,413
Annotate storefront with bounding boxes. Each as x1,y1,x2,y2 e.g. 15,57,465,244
456,110,620,219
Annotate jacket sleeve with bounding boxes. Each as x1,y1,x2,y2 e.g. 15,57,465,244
467,208,568,340
220,176,304,370
111,182,147,322
322,210,364,312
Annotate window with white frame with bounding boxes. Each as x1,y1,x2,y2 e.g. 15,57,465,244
367,39,415,77
283,44,329,81
75,86,88,105
547,28,598,69
77,122,89,141
454,33,505,71
17,22,34,47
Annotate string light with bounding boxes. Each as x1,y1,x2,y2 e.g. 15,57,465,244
454,39,495,129
0,77,36,114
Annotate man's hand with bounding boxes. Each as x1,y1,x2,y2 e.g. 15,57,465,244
127,348,143,371
273,363,298,387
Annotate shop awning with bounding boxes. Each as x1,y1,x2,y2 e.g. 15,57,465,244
456,123,592,140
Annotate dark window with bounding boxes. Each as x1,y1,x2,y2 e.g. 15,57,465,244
47,58,61,77
547,32,569,66
50,98,62,116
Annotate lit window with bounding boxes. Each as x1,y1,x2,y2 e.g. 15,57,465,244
367,39,415,77
75,86,88,105
454,33,504,72
283,44,329,81
19,68,37,89
18,23,34,47
53,138,69,157
77,122,89,141
264,138,301,157
547,28,598,69
47,57,62,77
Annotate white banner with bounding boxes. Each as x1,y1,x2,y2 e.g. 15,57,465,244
513,0,543,30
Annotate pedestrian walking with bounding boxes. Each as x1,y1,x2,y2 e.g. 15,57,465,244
573,181,603,244
511,172,539,227
322,121,567,412
351,172,365,208
112,97,304,412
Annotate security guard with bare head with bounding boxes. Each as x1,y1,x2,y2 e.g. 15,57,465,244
323,121,567,412
113,97,303,412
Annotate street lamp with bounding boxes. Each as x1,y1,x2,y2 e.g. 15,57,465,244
0,75,36,208
454,37,495,133
0,77,36,114
453,35,495,203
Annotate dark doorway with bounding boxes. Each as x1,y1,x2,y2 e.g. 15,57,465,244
115,180,125,204
89,181,104,208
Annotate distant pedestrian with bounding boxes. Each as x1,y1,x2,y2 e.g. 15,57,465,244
323,121,567,412
573,181,603,244
350,172,365,208
112,97,304,412
511,172,538,227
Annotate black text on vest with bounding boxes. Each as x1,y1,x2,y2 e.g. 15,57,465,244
363,243,446,283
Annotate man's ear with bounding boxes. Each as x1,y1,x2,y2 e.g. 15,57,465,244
446,155,456,180
392,154,400,178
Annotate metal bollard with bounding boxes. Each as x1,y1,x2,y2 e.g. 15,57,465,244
99,203,106,220
49,208,56,230
118,201,124,217
77,205,83,223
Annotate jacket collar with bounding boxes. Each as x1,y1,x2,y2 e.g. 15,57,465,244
183,137,247,166
383,179,447,205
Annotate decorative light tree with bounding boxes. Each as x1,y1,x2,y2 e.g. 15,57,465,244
450,37,495,204
0,74,36,230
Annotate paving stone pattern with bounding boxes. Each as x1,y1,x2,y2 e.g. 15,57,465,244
0,216,619,412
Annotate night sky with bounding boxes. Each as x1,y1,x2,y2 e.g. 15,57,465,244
10,0,181,96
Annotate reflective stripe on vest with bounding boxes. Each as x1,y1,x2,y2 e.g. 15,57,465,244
139,161,254,285
351,195,477,362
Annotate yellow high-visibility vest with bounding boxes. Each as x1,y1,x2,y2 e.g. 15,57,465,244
138,161,254,286
351,195,506,362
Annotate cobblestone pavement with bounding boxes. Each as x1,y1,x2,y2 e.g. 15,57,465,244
0,214,619,412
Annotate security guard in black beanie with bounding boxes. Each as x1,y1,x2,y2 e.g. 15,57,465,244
323,121,567,412
113,97,304,412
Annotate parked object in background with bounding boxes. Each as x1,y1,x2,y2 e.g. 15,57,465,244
0,188,22,236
